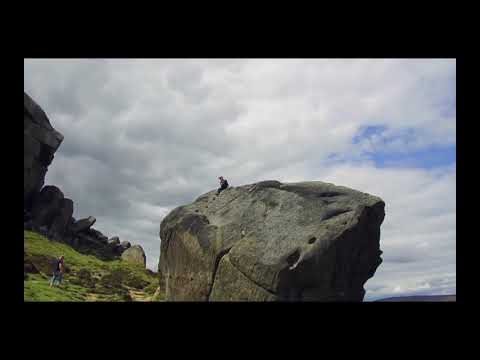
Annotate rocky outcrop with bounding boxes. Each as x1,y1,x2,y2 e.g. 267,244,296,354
108,237,120,246
23,92,145,260
71,216,96,234
121,245,147,267
48,198,74,241
159,180,385,301
24,92,64,211
30,185,65,229
24,92,150,271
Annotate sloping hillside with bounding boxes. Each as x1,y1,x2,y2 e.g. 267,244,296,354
24,230,163,302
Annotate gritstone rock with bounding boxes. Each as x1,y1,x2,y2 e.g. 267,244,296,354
108,236,120,247
158,180,385,302
121,245,147,267
71,216,96,234
48,198,74,241
24,92,64,211
31,185,64,228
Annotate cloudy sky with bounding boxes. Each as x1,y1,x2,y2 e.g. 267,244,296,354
24,59,456,301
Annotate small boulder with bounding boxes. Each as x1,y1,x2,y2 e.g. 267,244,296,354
71,216,96,234
108,236,120,246
121,245,146,267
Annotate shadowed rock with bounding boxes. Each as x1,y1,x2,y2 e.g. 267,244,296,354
31,185,65,229
108,236,120,247
71,216,96,234
24,92,64,211
159,180,385,301
48,198,74,241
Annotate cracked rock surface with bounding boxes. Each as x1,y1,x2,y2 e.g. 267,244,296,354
158,180,385,301
24,92,64,210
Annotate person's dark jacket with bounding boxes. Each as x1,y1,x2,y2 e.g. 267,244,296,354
220,179,228,189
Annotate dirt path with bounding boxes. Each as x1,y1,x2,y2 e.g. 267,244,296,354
85,293,102,301
128,289,152,302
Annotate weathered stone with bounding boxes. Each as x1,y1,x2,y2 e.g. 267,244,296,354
77,232,103,246
121,245,147,267
90,228,108,243
71,216,96,234
159,180,385,302
108,236,120,246
24,92,64,211
48,198,74,241
31,185,64,230
114,240,131,255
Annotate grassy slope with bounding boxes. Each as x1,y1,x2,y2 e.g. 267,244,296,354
24,230,164,302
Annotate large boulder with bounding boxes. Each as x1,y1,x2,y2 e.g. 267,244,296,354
24,92,64,211
121,245,147,267
158,180,385,302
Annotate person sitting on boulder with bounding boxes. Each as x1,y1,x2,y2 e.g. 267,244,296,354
50,255,65,287
216,176,229,195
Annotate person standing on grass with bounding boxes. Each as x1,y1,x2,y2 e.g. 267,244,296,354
50,255,65,287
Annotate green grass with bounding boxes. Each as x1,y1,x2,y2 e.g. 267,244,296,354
24,230,162,302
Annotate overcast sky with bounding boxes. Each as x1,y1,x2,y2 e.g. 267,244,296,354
24,59,456,301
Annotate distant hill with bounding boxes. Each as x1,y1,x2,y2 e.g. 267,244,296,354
375,295,456,302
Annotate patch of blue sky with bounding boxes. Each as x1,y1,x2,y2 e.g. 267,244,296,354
368,144,456,169
352,124,388,144
336,125,456,170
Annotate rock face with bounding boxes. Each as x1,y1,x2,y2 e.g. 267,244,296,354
31,185,65,229
121,245,147,267
159,180,385,302
24,92,64,211
23,92,147,264
48,198,74,241
108,237,120,246
71,216,96,234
